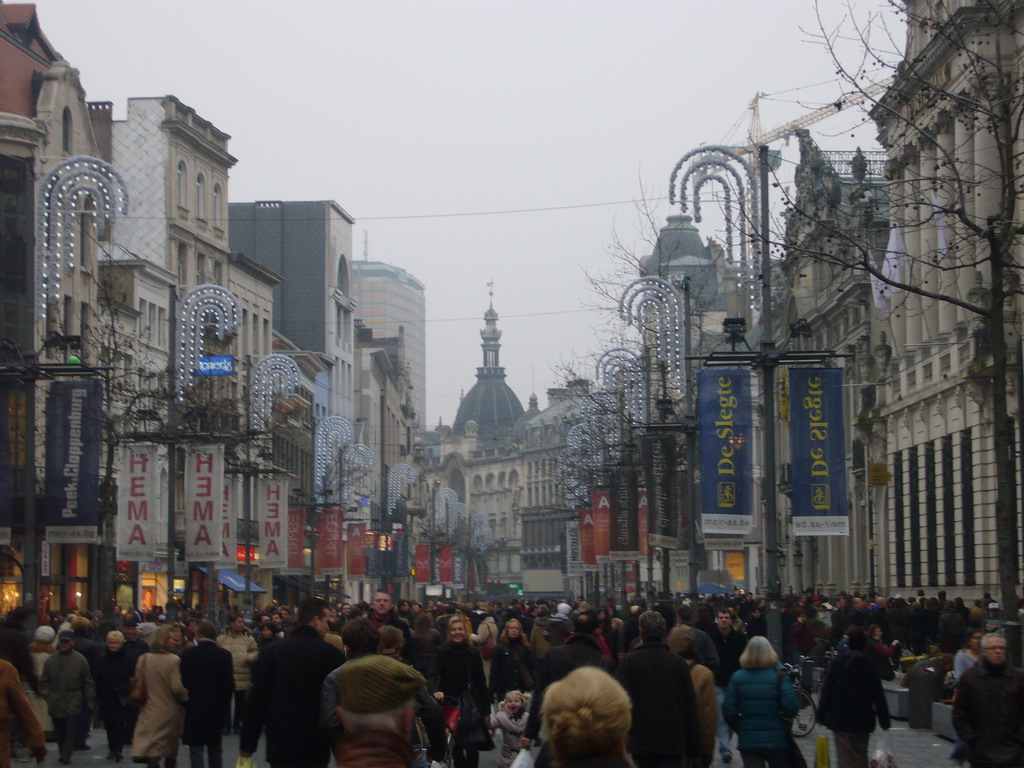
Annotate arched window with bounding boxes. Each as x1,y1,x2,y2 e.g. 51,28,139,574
336,254,350,295
61,107,72,153
196,174,206,219
212,183,222,226
177,161,188,207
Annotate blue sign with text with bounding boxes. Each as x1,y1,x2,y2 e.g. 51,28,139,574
195,356,235,376
697,369,753,535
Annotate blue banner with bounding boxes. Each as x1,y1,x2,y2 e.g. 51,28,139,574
45,380,102,543
393,529,408,578
790,368,848,535
697,370,753,534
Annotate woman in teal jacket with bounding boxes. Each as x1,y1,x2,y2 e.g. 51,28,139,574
723,635,798,768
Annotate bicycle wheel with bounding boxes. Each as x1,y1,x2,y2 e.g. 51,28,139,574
791,686,816,737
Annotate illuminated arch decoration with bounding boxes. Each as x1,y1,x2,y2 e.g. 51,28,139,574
250,354,301,431
177,284,241,397
596,347,647,422
387,463,417,517
340,443,375,507
619,277,685,388
37,155,129,316
433,487,459,533
314,416,353,498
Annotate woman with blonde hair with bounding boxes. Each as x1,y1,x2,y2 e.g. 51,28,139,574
131,624,188,768
723,635,798,768
541,665,633,767
489,618,536,703
429,615,490,768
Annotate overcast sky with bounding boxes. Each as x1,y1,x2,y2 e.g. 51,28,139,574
31,0,891,426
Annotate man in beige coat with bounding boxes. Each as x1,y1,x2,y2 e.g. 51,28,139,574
215,616,257,734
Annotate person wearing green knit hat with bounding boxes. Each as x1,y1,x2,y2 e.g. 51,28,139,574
334,655,426,768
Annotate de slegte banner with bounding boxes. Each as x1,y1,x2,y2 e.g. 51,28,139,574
116,446,158,561
790,368,849,535
439,545,454,584
45,380,102,544
283,508,305,574
578,508,597,569
184,446,224,561
0,384,12,545
415,544,430,583
216,482,236,569
256,477,288,568
697,369,753,535
641,434,678,548
566,520,583,576
608,467,639,561
316,507,344,577
591,490,611,563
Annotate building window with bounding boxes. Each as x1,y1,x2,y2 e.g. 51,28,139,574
61,107,72,154
177,161,188,208
196,174,206,219
212,184,222,226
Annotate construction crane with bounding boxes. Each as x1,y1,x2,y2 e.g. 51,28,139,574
747,79,893,146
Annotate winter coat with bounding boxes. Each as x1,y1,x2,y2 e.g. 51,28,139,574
180,640,234,746
409,628,442,675
953,660,1024,765
524,632,615,742
216,628,258,691
492,708,528,768
91,647,136,722
40,647,94,719
335,729,415,768
0,622,37,691
723,666,798,752
428,640,489,718
685,659,717,760
614,640,700,759
131,650,188,758
710,627,748,688
938,609,966,652
816,651,890,734
489,639,536,701
0,660,44,768
367,610,414,662
239,625,345,766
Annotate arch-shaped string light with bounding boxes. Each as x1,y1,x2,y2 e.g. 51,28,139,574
314,417,353,498
340,443,375,507
596,347,647,422
38,155,129,315
619,277,685,389
387,463,417,517
177,284,241,397
250,354,301,431
433,488,459,533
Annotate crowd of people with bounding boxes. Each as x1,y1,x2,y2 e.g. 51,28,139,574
0,588,1016,768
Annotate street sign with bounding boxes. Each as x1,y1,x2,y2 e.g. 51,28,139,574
195,355,235,376
868,463,891,486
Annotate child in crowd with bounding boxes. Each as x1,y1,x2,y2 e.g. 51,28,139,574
491,690,530,768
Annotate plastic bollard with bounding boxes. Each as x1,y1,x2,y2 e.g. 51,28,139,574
816,735,830,768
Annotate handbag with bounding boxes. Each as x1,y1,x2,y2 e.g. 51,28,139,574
456,691,494,751
128,655,148,706
870,730,897,768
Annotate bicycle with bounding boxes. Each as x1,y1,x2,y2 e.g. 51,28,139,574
784,662,817,737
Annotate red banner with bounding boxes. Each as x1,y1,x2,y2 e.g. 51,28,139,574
638,490,649,557
347,523,366,576
439,545,454,584
316,507,344,577
579,508,596,566
415,545,430,583
591,490,611,563
286,508,305,572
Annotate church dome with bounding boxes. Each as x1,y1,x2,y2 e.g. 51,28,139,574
453,302,524,442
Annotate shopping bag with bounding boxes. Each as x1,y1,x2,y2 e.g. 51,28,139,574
815,735,830,768
510,749,534,768
870,730,897,768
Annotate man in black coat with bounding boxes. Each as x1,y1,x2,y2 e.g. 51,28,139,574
239,597,345,768
181,620,234,768
521,610,614,761
367,591,413,662
615,611,700,768
710,607,747,764
817,628,890,768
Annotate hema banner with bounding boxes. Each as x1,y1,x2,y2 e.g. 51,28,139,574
45,381,102,544
116,446,158,561
790,368,849,535
697,370,753,535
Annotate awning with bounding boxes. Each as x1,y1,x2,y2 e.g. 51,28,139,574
195,567,266,593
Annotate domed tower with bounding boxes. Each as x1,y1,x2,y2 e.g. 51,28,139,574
453,298,524,443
